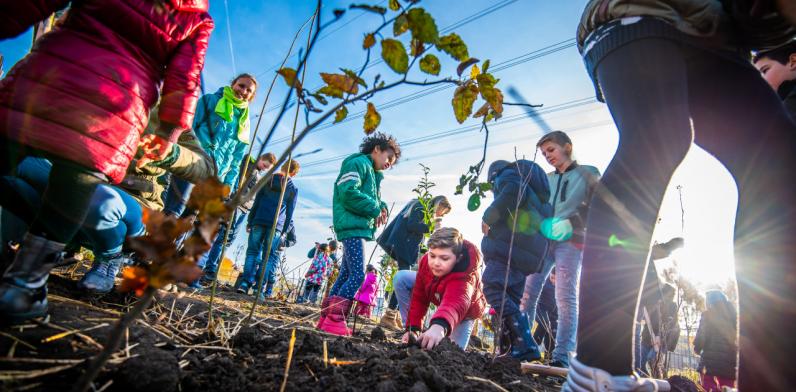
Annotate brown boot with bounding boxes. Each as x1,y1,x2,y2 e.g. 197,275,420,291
379,308,403,330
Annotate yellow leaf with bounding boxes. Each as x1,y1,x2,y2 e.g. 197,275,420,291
451,84,478,124
389,0,400,11
364,102,381,134
320,73,358,94
335,106,348,123
470,64,480,79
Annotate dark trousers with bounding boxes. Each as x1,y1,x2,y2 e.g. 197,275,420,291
578,37,796,391
0,138,104,243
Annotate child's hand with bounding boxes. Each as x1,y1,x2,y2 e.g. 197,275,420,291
137,134,173,168
376,209,388,227
401,331,417,344
418,324,446,350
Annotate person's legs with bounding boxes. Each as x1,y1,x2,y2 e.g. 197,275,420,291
260,232,282,298
482,261,526,317
328,238,365,300
162,177,194,217
577,39,693,375
393,270,417,326
522,256,555,338
687,53,796,391
240,225,267,291
78,186,144,293
550,242,582,366
448,318,476,350
0,158,53,248
202,210,247,278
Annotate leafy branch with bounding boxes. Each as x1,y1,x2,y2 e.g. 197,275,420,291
412,163,436,239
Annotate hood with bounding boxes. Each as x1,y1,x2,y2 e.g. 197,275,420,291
169,0,209,12
450,240,481,275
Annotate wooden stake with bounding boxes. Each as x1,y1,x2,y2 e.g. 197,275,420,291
323,340,328,368
520,362,569,378
280,329,297,392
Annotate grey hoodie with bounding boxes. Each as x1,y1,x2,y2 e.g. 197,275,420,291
547,162,601,244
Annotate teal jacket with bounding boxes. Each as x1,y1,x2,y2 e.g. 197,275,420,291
332,153,387,241
193,88,249,187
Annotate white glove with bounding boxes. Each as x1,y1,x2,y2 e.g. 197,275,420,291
541,218,573,241
564,355,670,392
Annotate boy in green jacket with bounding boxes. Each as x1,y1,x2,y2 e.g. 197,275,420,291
318,133,401,336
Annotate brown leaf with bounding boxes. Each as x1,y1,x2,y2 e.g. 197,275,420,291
317,86,344,98
363,33,376,49
393,13,409,36
476,73,503,114
456,58,479,77
119,266,149,296
320,73,359,94
364,102,381,134
277,68,302,92
473,102,490,118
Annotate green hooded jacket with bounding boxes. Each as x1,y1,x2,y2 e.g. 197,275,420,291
332,153,388,241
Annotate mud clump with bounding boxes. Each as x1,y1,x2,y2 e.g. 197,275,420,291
115,346,179,392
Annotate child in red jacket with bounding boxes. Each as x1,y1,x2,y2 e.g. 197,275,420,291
397,227,486,350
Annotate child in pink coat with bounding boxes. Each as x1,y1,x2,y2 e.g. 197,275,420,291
354,265,379,318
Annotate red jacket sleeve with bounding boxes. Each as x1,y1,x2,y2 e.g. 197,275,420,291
431,275,474,335
0,0,70,38
407,255,431,331
158,15,214,141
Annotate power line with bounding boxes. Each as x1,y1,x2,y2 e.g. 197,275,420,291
223,0,237,75
267,38,577,146
260,1,525,119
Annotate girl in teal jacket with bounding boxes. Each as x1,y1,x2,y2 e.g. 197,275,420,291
318,133,401,336
194,73,257,187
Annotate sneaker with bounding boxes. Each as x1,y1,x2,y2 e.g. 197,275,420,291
0,279,48,324
236,281,249,294
78,254,127,294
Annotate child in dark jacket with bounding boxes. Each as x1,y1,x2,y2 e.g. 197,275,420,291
480,159,552,361
694,290,737,392
318,133,401,336
396,227,486,350
354,265,379,318
239,161,300,298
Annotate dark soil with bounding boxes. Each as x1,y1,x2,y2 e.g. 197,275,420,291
0,270,561,391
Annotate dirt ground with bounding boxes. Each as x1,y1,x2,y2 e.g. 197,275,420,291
0,268,564,392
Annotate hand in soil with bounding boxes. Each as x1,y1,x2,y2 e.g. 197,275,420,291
417,324,446,350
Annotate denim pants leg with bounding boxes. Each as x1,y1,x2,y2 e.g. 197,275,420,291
242,225,267,285
308,284,320,304
81,185,145,258
162,177,194,217
393,270,417,327
550,242,582,364
522,255,556,330
203,210,248,274
449,318,476,350
261,232,282,297
481,260,526,317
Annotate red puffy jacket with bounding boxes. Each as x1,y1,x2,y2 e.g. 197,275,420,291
408,240,487,334
0,0,213,183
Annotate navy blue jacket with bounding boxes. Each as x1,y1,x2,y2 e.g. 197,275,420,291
377,199,429,268
248,173,298,233
481,160,552,275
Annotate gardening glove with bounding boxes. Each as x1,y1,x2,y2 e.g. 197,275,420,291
541,218,573,242
564,355,669,392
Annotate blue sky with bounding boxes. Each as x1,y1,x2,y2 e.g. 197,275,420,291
0,1,738,290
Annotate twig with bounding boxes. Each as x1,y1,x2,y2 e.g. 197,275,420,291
464,375,510,392
280,329,297,392
0,331,36,350
0,363,79,381
323,340,328,368
0,357,84,364
95,380,113,392
167,298,177,324
46,294,121,316
41,323,109,343
305,363,318,382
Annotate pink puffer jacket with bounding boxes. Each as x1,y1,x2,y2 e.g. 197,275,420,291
354,272,379,306
0,0,213,183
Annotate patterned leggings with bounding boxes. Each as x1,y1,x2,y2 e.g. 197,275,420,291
328,238,365,300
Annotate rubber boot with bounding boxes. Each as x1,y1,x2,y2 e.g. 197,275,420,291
77,253,128,294
320,295,352,336
505,312,542,361
0,234,65,324
316,296,331,329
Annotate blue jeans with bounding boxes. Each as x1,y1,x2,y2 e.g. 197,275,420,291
393,270,476,350
241,225,281,296
198,209,248,275
329,238,365,300
162,176,194,217
5,157,145,258
482,259,527,317
523,241,582,364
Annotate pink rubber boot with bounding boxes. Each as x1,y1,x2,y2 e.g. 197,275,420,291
319,296,352,336
316,296,331,329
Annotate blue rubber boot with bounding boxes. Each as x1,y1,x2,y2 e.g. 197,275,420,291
506,312,542,362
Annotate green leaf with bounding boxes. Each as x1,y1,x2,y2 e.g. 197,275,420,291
381,39,409,74
419,54,440,75
437,33,469,61
341,68,368,88
350,4,386,14
481,59,491,74
476,73,503,114
389,0,400,11
393,13,409,36
364,102,381,134
406,8,438,44
276,68,302,91
317,86,344,98
363,33,376,49
467,194,481,211
334,106,348,123
451,84,478,124
320,72,359,94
